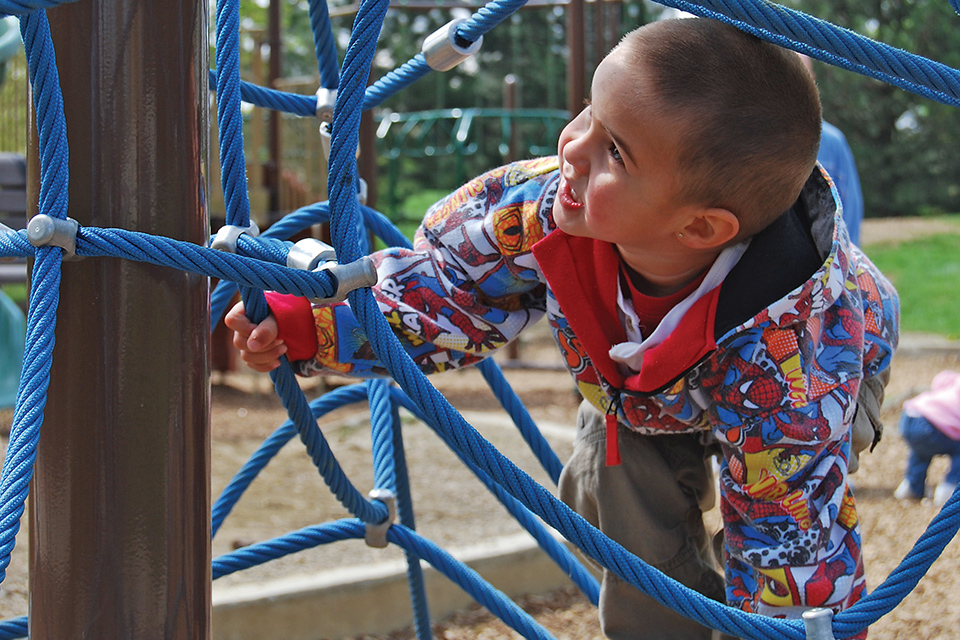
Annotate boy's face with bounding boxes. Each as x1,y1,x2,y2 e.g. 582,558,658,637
552,45,696,264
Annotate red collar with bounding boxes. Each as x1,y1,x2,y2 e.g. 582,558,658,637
622,264,705,337
533,231,719,393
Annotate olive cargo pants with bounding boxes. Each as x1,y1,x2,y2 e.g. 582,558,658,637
559,400,728,640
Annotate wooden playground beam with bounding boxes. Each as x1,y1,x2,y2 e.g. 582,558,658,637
567,0,586,116
329,0,624,18
28,0,211,637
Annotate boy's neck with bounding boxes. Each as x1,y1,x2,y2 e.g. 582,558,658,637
618,248,721,298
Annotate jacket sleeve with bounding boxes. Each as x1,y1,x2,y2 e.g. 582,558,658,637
854,247,900,380
282,158,560,378
848,247,900,467
714,247,899,621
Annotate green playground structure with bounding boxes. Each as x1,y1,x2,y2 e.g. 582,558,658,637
0,17,22,87
0,16,25,408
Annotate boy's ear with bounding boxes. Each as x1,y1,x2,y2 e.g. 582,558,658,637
678,208,740,249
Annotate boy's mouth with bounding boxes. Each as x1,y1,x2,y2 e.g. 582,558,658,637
559,179,584,209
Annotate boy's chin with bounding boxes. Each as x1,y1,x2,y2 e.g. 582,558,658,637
552,204,582,236
555,215,590,239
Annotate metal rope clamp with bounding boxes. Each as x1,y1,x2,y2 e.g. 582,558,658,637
27,214,81,260
364,488,397,548
316,87,337,124
422,19,483,72
317,88,336,160
287,237,379,304
801,608,836,640
319,120,333,162
356,177,368,206
317,122,367,205
315,86,367,207
211,221,260,253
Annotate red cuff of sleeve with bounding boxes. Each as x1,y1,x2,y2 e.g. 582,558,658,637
264,292,319,362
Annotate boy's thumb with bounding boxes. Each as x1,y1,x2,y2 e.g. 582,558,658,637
249,327,268,350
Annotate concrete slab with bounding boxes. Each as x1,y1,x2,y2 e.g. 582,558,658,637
212,531,595,640
897,333,960,356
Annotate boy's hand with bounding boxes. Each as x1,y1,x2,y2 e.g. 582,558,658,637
225,301,288,372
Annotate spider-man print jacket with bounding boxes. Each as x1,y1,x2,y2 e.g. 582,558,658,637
271,157,899,621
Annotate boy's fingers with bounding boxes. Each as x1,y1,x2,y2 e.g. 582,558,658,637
225,303,284,372
239,343,287,372
248,318,279,351
245,358,281,373
224,302,252,332
232,330,248,351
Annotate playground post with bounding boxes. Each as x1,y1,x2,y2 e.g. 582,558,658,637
28,0,211,636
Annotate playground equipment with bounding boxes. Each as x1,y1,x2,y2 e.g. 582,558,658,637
0,17,26,154
0,285,22,408
376,106,569,217
0,16,20,87
0,21,25,408
1,0,960,639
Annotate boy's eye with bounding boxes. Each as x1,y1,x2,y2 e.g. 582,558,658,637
609,143,624,164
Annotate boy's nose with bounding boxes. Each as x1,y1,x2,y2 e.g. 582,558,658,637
561,158,582,182
562,135,589,176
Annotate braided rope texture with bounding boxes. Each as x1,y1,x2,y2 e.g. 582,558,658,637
1,1,959,639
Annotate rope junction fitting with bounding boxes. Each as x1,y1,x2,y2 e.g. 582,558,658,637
315,87,337,122
312,257,378,304
285,237,377,303
802,608,835,640
319,121,332,161
364,488,397,548
356,178,368,206
286,237,337,271
26,214,79,259
211,222,260,253
422,19,482,72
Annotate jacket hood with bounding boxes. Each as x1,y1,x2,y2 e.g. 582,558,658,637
535,165,849,396
715,165,847,341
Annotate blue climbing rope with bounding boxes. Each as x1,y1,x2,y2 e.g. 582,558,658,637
388,386,601,605
0,0,78,15
4,0,960,638
211,517,558,639
308,0,339,89
658,0,960,108
211,383,371,536
0,9,68,590
368,378,434,640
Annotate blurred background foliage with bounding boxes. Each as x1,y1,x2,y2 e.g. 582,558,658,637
791,0,960,219
2,1,959,223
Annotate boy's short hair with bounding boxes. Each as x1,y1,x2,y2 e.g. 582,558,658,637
621,19,822,238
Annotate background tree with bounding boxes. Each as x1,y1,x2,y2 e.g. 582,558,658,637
226,1,960,221
360,5,573,215
353,0,654,220
794,0,960,217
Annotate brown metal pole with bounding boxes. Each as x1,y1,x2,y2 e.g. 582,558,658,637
567,0,586,117
503,74,518,163
593,0,604,69
267,0,283,217
503,74,521,363
610,0,621,50
29,0,211,636
359,74,378,255
359,100,378,210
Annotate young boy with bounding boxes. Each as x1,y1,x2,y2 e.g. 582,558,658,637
226,18,899,639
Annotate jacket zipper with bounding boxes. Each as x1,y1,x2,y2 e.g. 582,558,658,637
605,391,622,466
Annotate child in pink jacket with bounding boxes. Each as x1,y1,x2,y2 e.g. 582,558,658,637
895,370,960,505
